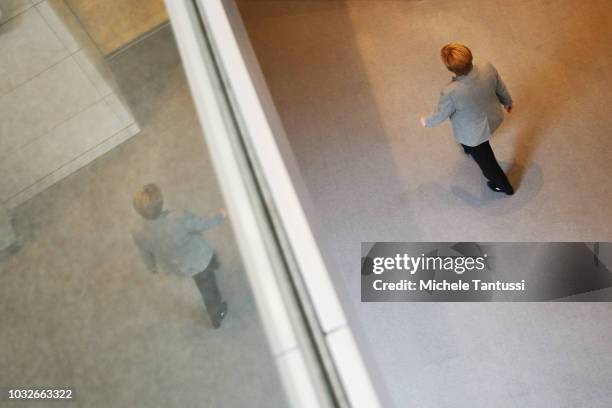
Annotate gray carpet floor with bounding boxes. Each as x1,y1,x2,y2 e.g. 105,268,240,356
0,26,288,408
238,1,612,407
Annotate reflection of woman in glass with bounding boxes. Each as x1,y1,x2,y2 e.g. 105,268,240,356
132,184,227,328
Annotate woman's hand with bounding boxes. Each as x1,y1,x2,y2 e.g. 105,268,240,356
420,117,427,127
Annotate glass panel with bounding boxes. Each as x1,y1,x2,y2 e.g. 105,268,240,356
0,3,289,407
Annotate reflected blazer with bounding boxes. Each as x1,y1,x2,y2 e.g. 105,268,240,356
425,62,513,147
133,210,223,276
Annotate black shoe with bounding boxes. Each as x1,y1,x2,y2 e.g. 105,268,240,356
211,301,228,329
487,181,514,196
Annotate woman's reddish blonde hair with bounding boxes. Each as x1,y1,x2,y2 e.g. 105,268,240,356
133,184,163,220
441,43,473,76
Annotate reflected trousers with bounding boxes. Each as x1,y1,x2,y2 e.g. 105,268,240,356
193,256,226,328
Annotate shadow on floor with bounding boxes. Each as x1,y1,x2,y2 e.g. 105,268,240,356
106,24,183,126
450,159,544,215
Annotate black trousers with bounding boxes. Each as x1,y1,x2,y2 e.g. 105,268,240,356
193,256,226,328
461,141,513,193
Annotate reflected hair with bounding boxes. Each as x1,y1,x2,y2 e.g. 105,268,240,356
133,184,163,220
441,43,473,76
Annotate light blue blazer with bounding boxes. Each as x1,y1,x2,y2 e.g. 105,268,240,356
425,62,513,147
133,210,223,277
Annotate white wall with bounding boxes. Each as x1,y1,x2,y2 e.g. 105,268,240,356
190,1,381,406
0,0,140,208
